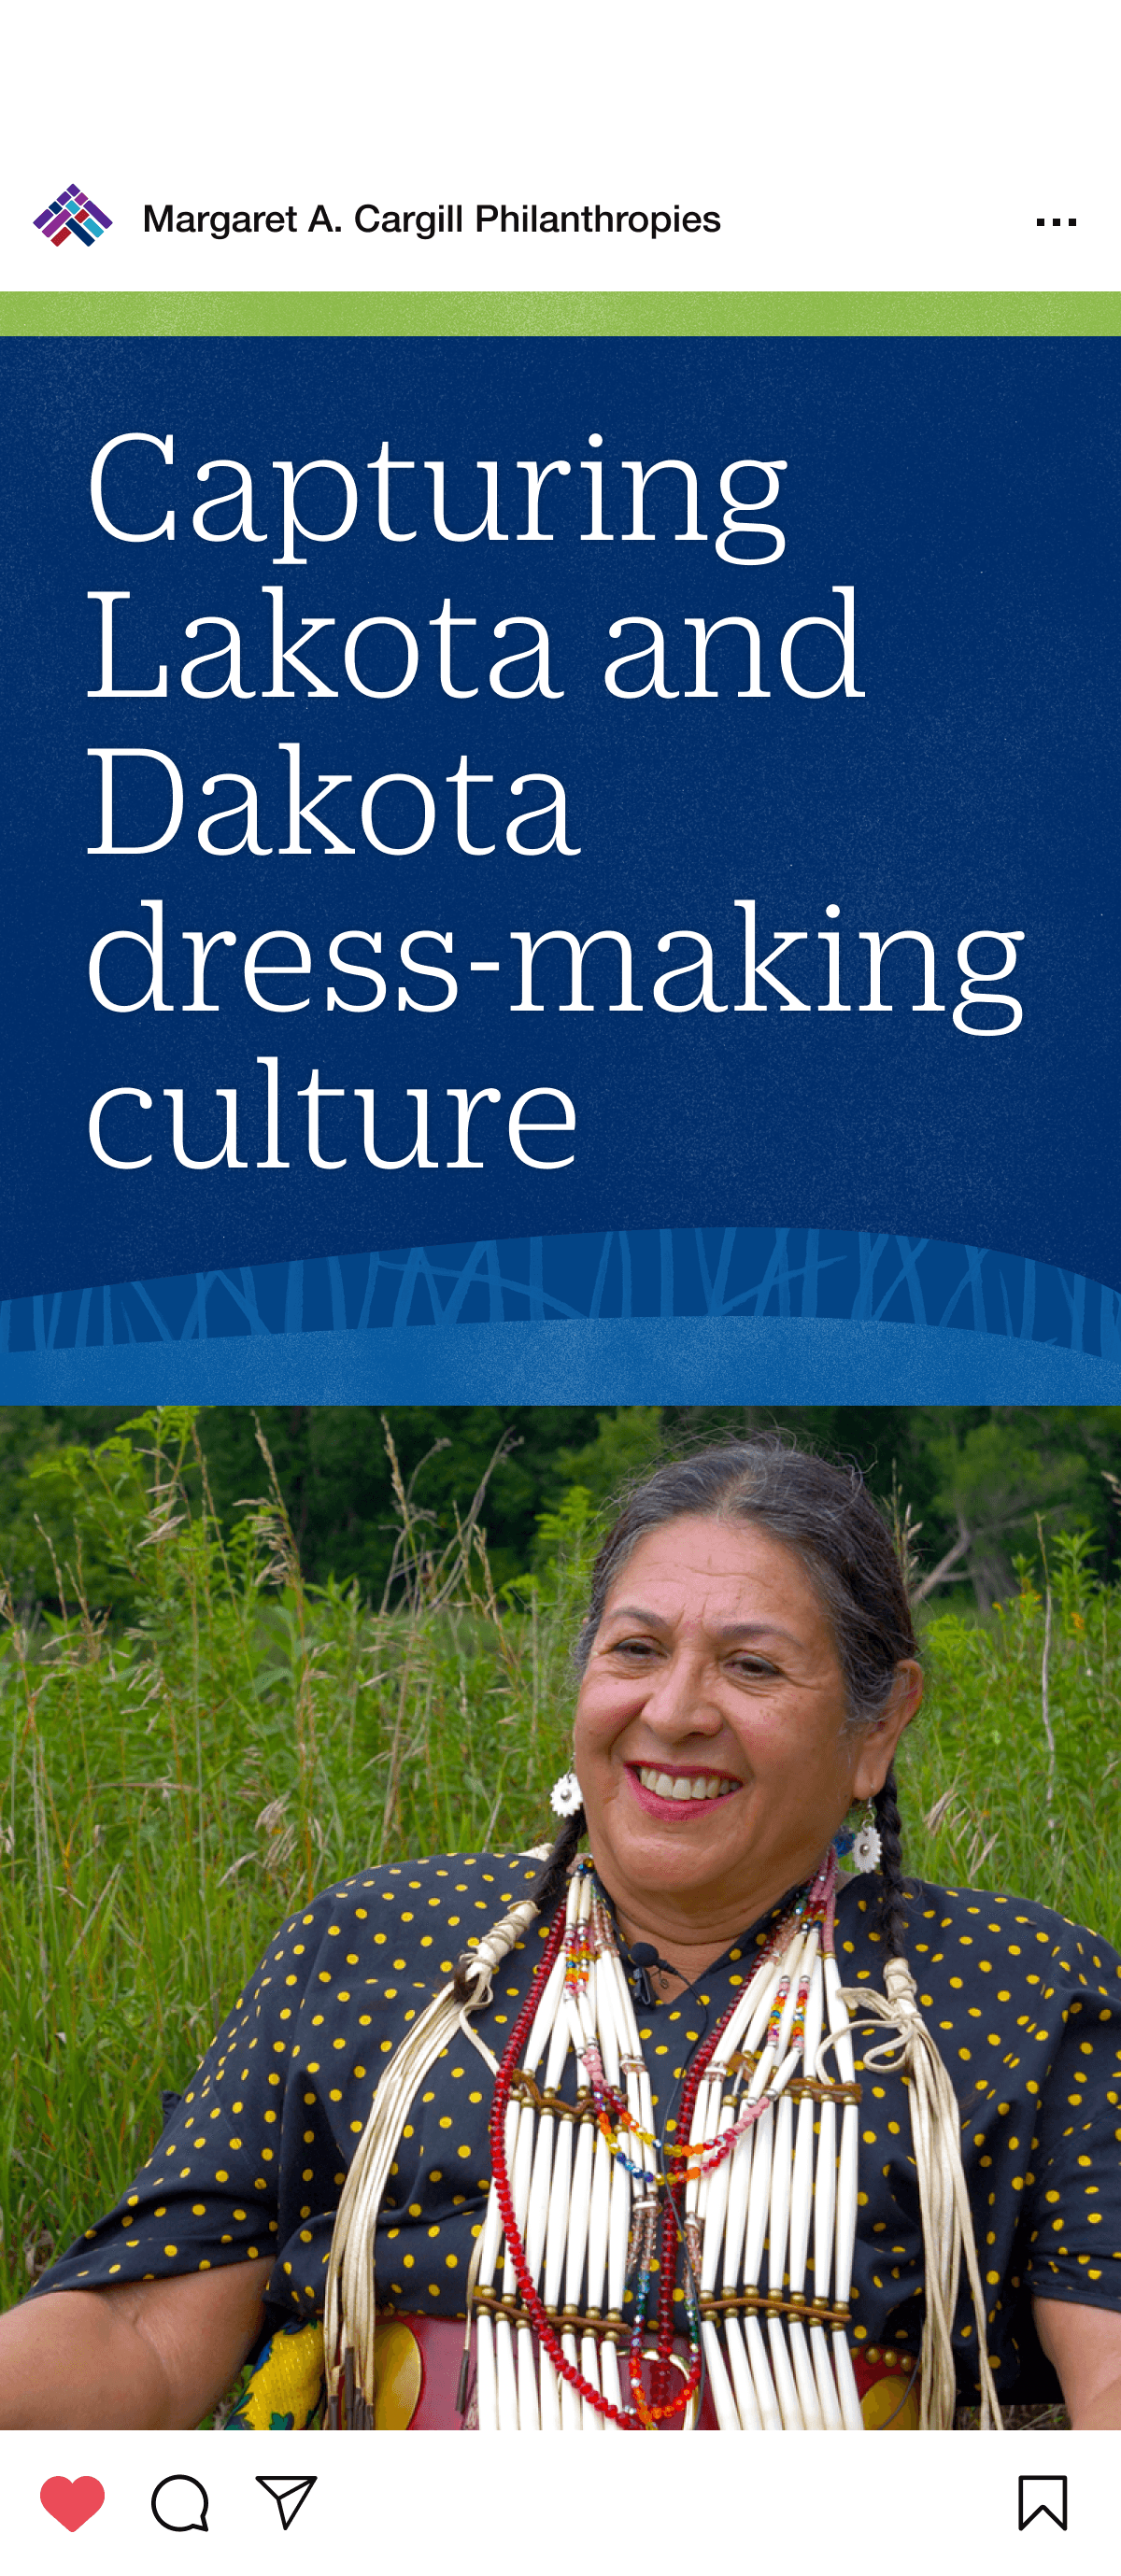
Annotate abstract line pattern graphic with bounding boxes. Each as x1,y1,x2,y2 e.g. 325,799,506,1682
32,183,112,248
4,1227,1120,1358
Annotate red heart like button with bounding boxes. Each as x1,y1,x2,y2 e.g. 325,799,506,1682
40,2478,106,2532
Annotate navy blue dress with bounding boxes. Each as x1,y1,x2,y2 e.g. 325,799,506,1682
29,1851,1121,2407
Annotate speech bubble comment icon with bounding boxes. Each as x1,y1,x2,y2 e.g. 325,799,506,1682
151,2476,209,2533
40,2478,106,2533
1018,2475,1068,2532
256,2476,317,2531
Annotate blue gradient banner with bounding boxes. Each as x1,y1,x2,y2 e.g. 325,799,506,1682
4,332,1118,1398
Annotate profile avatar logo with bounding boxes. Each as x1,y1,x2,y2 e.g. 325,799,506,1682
33,182,112,248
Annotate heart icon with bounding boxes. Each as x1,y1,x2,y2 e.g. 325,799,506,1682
40,2478,106,2532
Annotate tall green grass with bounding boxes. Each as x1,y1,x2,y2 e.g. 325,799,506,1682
1,1410,1118,2313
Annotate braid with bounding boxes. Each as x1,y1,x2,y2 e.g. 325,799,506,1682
524,1805,585,1918
874,1767,908,1959
451,1808,582,2001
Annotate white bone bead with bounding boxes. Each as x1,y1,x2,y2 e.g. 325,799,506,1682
495,2313,519,2428
475,2312,498,2431
525,1948,569,2081
607,2155,632,2316
543,2116,574,2312
579,2330,604,2432
744,2313,783,2430
768,2091,794,2291
723,2314,763,2429
586,2131,612,2314
538,2346,561,2430
767,2315,805,2429
504,2100,537,2301
833,2100,859,2308
832,2327,866,2432
700,2102,737,2295
544,1976,574,2095
823,1954,857,2082
525,2115,555,2287
702,2317,744,2430
564,2119,595,2310
802,1952,825,2074
788,1956,825,2297
635,2065,658,2166
743,2102,775,2288
480,2097,519,2293
813,2099,837,2302
600,2335,624,2429
590,1960,622,2090
810,2320,844,2430
710,1951,785,2073
788,2099,816,2297
789,2319,824,2430
685,2077,717,2225
560,2328,582,2432
517,2321,541,2429
602,1947,642,2054
721,2121,755,2292
476,2176,506,2297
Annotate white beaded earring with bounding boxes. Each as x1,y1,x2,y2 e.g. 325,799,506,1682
549,1771,583,1819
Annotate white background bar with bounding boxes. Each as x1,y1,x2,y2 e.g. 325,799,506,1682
2,2421,1108,2565
4,147,1118,290
5,2427,1105,2574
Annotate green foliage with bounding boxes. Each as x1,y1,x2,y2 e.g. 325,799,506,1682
904,1534,1121,1938
532,1407,665,1529
0,1405,604,1611
0,1412,576,2312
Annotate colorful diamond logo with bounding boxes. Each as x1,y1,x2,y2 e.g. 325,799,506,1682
33,182,112,248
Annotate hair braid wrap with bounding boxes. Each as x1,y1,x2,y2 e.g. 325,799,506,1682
523,1805,585,1916
874,1766,908,1957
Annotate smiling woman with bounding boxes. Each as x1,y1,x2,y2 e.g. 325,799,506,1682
5,1439,1121,2433
571,1507,916,1980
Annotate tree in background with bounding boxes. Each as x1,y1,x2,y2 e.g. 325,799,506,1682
0,1408,603,1611
1,1403,1120,1621
697,1407,1121,1602
918,1411,1101,1614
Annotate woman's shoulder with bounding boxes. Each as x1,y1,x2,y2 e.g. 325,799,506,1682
265,1847,547,1951
856,1874,1121,1995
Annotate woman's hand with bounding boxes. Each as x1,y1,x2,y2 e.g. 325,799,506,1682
1033,2297,1121,2427
0,2264,266,2428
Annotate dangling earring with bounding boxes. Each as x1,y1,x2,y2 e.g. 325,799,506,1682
851,1799,883,1874
550,1770,583,1819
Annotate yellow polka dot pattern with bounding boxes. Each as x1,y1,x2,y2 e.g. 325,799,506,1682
29,1858,1121,2411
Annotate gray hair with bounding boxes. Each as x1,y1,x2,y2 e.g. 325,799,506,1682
573,1436,916,1732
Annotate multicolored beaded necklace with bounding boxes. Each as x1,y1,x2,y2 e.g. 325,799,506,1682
476,1845,863,2430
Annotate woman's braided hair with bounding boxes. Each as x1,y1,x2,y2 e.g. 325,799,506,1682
530,1435,916,1955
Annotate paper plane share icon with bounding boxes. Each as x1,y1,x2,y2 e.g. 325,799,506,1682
256,2475,318,2530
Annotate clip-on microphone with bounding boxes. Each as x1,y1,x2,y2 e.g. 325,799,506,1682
628,1940,687,2007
